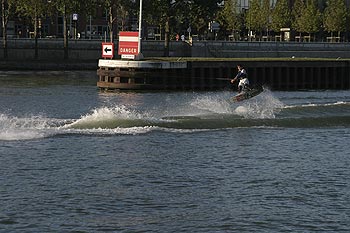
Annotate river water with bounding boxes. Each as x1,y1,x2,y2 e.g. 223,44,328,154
1,71,349,232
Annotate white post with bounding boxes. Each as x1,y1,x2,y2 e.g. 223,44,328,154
138,0,142,54
89,15,92,40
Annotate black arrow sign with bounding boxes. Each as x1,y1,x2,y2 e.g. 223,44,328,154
104,47,112,53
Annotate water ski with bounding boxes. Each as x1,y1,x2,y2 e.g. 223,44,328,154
231,86,263,102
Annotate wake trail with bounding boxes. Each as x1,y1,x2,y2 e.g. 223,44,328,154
3,88,350,141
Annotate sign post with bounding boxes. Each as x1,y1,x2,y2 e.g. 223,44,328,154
72,13,78,39
118,31,139,60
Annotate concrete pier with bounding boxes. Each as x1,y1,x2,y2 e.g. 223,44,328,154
97,59,188,90
97,58,350,91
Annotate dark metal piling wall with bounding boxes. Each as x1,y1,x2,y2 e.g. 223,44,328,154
97,60,350,91
251,61,350,90
188,60,350,90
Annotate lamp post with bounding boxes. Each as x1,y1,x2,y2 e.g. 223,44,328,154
138,0,142,55
248,0,251,41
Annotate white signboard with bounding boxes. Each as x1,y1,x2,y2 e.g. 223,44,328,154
101,42,114,59
72,13,78,21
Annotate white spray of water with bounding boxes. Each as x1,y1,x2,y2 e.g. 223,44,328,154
189,90,284,119
71,106,131,124
0,113,55,141
0,107,156,141
63,105,159,130
0,90,286,141
66,126,156,136
234,89,284,119
284,101,350,109
190,92,234,115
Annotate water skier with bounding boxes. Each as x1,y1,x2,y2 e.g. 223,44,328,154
231,64,250,93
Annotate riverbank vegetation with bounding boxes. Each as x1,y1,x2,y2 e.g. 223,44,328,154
1,0,350,59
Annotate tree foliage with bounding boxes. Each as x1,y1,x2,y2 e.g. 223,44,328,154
143,0,221,37
260,0,271,33
15,0,47,37
2,0,15,58
271,0,291,32
217,0,241,38
323,0,347,37
299,0,321,35
190,0,221,35
3,0,350,45
15,0,50,58
143,0,172,30
246,0,262,33
246,0,271,38
291,0,305,33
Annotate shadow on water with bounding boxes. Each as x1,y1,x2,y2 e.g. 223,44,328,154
0,70,97,87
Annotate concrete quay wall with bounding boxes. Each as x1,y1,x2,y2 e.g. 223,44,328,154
1,39,350,61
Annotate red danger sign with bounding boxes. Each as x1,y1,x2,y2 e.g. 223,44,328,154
118,31,139,56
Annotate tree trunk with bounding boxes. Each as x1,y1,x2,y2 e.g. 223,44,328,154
164,17,170,57
2,29,7,59
34,13,38,59
1,0,8,59
108,6,114,43
63,5,68,60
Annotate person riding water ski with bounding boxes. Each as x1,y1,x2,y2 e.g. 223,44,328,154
231,64,250,93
